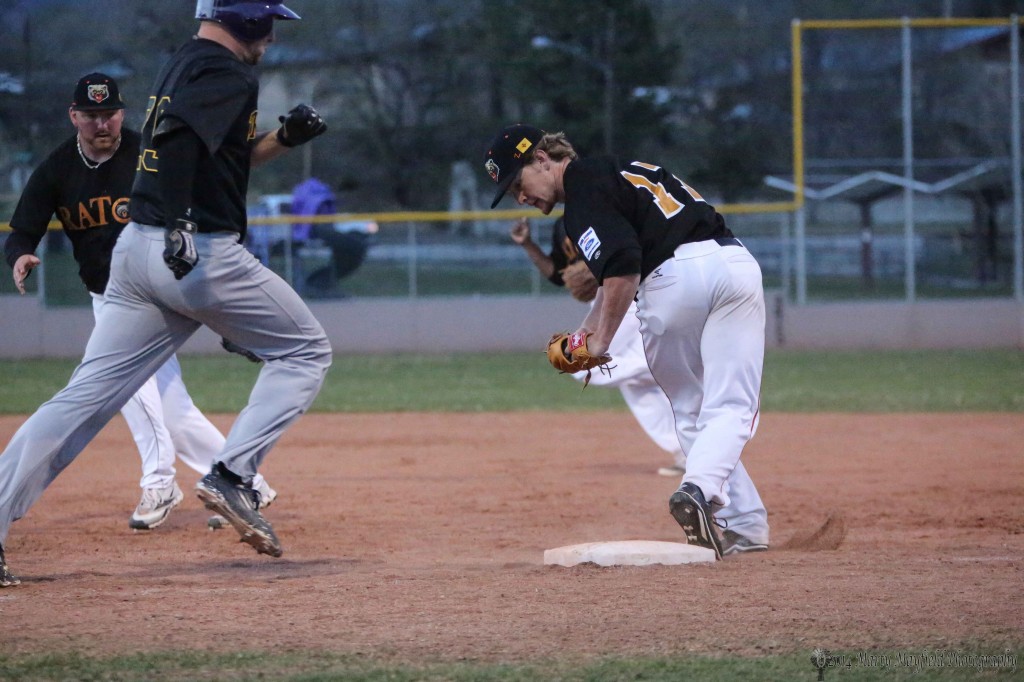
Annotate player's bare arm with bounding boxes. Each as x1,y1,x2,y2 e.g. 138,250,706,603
579,286,603,334
250,131,288,167
12,254,41,295
510,219,556,279
251,103,326,166
580,274,639,357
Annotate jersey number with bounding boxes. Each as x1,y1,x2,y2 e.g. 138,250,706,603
137,95,172,173
621,162,704,219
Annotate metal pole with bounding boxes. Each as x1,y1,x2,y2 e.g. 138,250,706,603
791,20,807,304
791,20,805,209
795,205,807,305
283,226,294,289
902,18,916,302
780,211,792,302
407,221,418,298
1010,15,1023,301
302,141,313,180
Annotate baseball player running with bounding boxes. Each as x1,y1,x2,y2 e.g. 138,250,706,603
4,72,276,532
510,217,686,475
486,124,769,560
0,0,331,587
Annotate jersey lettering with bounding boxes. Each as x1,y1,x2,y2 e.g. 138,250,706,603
143,96,172,137
137,95,171,173
77,202,99,228
55,195,129,230
247,110,258,141
621,162,705,220
137,148,159,172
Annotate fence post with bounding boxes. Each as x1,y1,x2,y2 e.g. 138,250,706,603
407,221,418,298
1010,15,1023,301
780,211,792,302
795,205,807,305
901,17,916,302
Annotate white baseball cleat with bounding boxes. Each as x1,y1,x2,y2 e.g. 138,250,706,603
129,481,184,530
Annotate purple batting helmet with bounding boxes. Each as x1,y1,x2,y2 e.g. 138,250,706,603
195,0,300,42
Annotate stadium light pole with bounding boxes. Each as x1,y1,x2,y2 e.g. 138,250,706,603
531,28,615,154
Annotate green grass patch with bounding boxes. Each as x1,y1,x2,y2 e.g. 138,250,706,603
2,649,1019,681
764,348,1024,412
0,349,1019,415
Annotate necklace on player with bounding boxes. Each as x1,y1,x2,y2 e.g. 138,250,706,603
77,134,120,170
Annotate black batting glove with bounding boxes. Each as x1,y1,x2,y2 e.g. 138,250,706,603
221,337,263,364
276,104,327,147
163,218,199,280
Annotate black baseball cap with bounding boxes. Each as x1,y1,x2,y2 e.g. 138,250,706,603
484,124,545,208
71,72,125,111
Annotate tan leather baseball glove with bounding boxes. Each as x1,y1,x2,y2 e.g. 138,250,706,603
546,331,612,386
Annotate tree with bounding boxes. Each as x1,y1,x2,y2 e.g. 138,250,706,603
490,0,680,161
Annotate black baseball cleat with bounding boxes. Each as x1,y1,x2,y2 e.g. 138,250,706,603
721,529,769,556
195,462,282,558
0,543,20,587
669,483,723,560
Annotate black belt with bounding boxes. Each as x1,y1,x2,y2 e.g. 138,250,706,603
715,237,743,247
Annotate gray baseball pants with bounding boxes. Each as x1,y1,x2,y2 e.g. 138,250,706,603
0,222,332,543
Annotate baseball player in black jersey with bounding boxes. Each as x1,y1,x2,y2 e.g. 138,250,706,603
4,73,276,534
486,125,769,560
510,217,687,475
0,0,330,586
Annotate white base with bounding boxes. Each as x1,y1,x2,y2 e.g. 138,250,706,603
543,540,717,567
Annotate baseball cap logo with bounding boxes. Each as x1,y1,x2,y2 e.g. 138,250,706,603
87,84,110,104
483,123,544,208
485,158,500,183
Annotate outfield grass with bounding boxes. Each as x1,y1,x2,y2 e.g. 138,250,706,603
0,349,1020,414
0,649,1019,681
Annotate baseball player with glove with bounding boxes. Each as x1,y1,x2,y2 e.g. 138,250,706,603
510,217,686,474
4,73,276,534
486,124,769,560
0,0,331,587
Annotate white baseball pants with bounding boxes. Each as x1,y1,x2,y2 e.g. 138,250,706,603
636,239,769,545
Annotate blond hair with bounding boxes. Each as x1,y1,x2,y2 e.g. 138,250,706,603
534,132,577,161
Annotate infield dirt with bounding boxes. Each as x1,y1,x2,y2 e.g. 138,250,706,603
0,412,1020,662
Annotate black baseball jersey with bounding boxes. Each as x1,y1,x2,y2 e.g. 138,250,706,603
4,128,141,294
562,156,732,283
130,37,259,238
